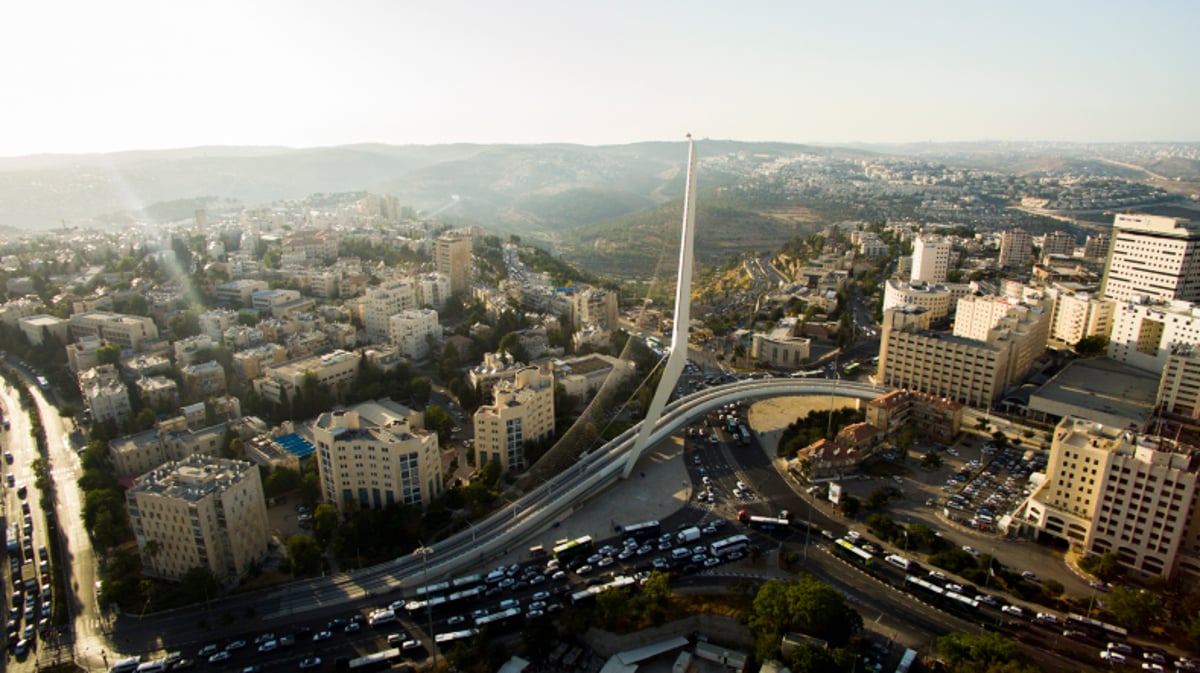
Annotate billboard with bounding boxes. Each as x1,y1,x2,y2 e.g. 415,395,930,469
828,482,842,505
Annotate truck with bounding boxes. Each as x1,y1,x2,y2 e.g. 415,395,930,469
676,526,701,544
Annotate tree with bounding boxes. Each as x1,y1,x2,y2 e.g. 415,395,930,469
921,452,944,469
287,534,323,575
837,495,860,518
895,422,917,452
313,504,339,547
750,577,862,656
1075,335,1109,357
936,632,1031,673
1105,586,1162,630
866,488,890,511
96,343,122,366
411,376,433,407
594,587,630,630
1042,579,1064,598
263,467,302,498
643,570,671,605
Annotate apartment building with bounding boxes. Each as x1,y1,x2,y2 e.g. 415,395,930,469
879,307,1012,408
214,280,269,307
1107,297,1200,374
750,317,812,369
363,279,418,339
1041,231,1077,258
418,272,451,311
998,229,1033,268
1084,233,1110,259
1157,345,1200,419
881,279,976,321
180,360,227,401
473,365,555,473
135,376,179,411
1023,417,1200,581
435,235,473,294
1101,214,1200,304
576,288,619,331
69,311,160,351
953,293,1051,380
311,399,443,511
468,351,526,402
20,315,70,346
110,421,229,479
79,364,133,427
281,229,339,262
1047,287,1114,346
551,353,637,399
174,334,217,367
388,308,441,361
126,455,269,583
253,349,358,405
230,343,289,382
198,309,239,342
864,389,963,445
910,235,951,283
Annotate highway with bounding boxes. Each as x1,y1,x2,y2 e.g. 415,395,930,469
89,378,886,661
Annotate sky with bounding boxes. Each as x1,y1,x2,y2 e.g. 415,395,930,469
0,0,1196,156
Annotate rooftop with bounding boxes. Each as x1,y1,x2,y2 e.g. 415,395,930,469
1029,358,1159,430
129,454,255,501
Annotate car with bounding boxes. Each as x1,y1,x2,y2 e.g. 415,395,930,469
597,556,614,568
497,578,514,588
529,601,547,611
446,616,466,626
728,551,745,561
528,574,546,586
1143,665,1165,673
928,570,947,582
1021,571,1041,582
551,570,566,581
962,546,979,557
253,633,276,645
22,623,34,639
703,557,721,568
312,631,332,642
526,609,545,619
576,564,594,575
532,590,551,601
693,454,701,465
299,658,322,670
174,659,195,670
257,640,277,653
326,618,347,630
617,548,636,561
1144,653,1168,664
242,666,263,673
3,452,10,464
344,622,361,634
5,475,12,487
1001,605,1024,617
208,652,231,664
14,638,29,656
197,644,219,657
225,640,247,651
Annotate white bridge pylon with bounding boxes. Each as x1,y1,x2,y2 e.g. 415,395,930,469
623,136,698,479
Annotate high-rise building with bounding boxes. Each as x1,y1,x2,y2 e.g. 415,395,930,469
1047,288,1114,346
1023,417,1200,581
1101,214,1200,304
473,365,555,473
910,236,951,283
363,279,418,339
998,230,1033,268
1040,231,1077,258
1084,233,1110,259
435,235,473,295
1158,345,1200,419
126,455,270,583
311,399,443,510
1108,297,1200,374
388,308,441,361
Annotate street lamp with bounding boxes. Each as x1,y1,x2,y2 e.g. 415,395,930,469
412,544,437,672
902,529,909,555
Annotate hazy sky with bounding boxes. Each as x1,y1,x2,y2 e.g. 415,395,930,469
1,0,1195,156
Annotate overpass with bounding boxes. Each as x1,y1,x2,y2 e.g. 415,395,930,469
258,378,889,618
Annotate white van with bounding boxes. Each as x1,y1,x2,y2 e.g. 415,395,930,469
884,554,911,571
109,657,142,673
369,609,396,627
136,661,166,673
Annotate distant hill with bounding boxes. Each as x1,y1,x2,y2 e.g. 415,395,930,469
0,139,829,236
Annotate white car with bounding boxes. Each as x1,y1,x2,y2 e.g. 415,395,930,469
1001,605,1024,617
962,546,979,557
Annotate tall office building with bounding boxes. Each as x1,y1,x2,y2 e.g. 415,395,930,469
311,399,443,511
126,455,270,583
473,365,555,473
435,235,473,295
1024,417,1200,581
363,279,418,339
910,236,951,283
1101,214,1200,304
998,230,1033,268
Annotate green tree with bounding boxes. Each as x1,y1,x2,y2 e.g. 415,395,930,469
1042,579,1064,598
263,467,302,498
936,631,1031,673
411,376,433,407
96,343,122,366
287,534,323,575
750,577,862,657
594,587,630,630
866,488,890,511
921,452,944,469
1105,586,1162,630
1075,335,1109,357
642,570,671,605
313,504,339,547
837,495,860,518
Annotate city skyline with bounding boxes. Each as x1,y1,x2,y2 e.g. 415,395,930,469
1,0,1196,157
